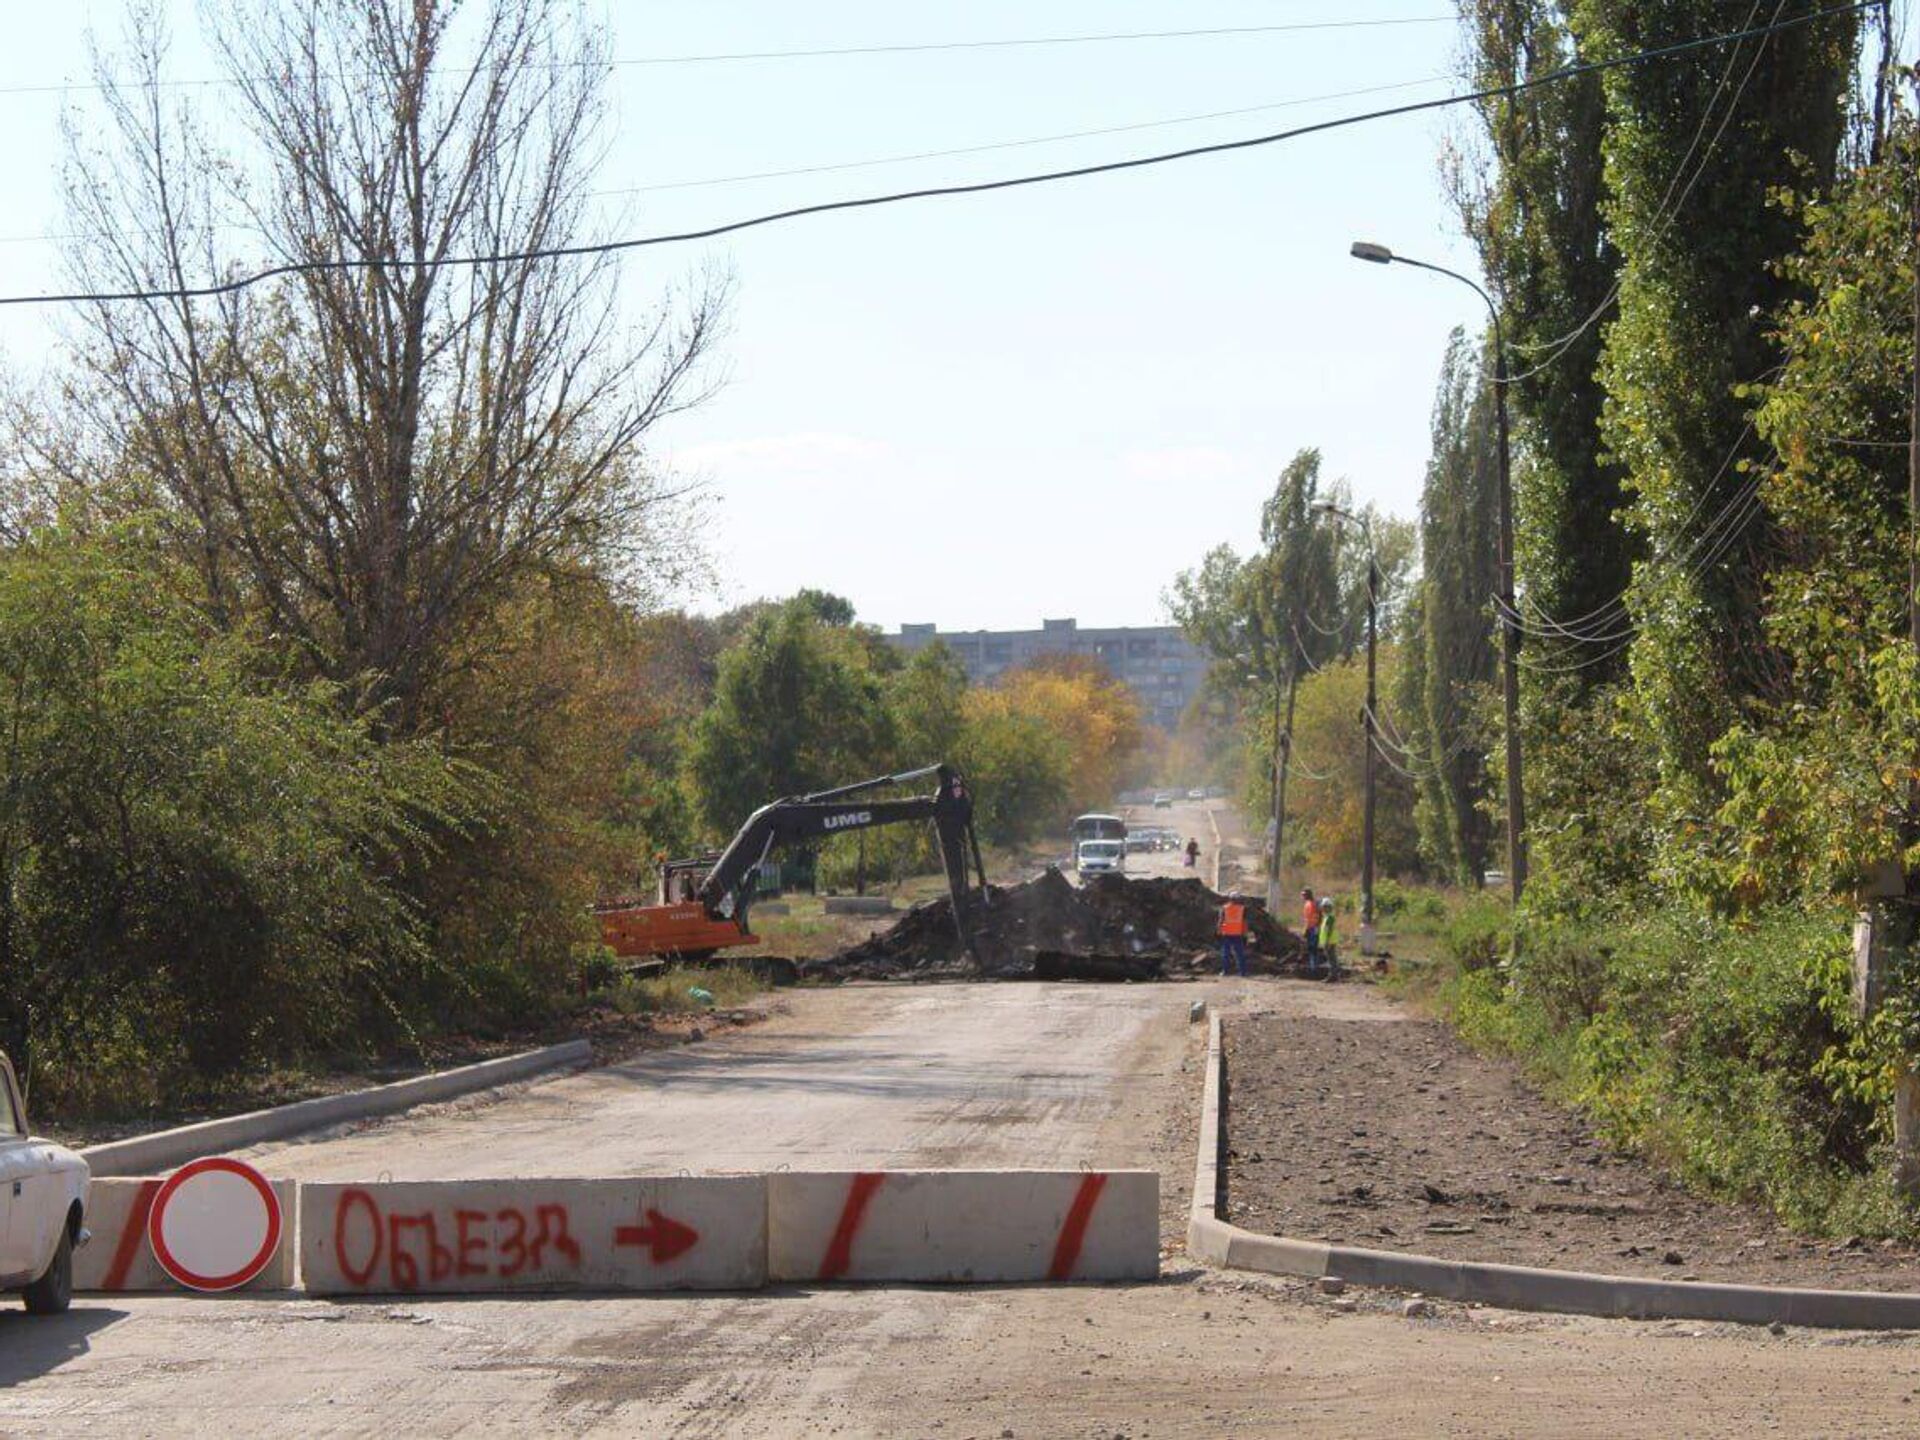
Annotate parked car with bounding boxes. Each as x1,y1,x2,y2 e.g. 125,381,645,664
1,1052,89,1314
1152,792,1173,808
1186,787,1206,801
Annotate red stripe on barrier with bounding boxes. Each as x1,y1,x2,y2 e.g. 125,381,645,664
818,1172,886,1281
102,1179,164,1291
1048,1173,1108,1281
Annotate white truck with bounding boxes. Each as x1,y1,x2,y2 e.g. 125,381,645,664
0,1053,89,1313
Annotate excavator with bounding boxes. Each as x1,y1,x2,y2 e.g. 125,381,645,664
593,763,990,964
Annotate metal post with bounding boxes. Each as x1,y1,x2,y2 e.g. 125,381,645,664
1272,669,1298,917
1491,313,1528,903
1360,552,1378,955
1265,675,1283,913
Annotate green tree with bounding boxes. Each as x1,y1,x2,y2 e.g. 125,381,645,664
1453,0,1630,672
1575,0,1858,868
0,530,479,1113
686,608,896,832
955,700,1073,848
1286,648,1422,880
889,642,970,765
1711,116,1918,909
1401,330,1501,884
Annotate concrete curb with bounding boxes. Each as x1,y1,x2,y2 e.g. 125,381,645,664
81,1040,593,1177
1185,1014,1920,1330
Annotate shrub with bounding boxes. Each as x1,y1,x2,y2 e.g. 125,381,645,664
0,532,483,1114
1440,894,1510,972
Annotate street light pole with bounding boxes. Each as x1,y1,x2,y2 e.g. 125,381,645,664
1314,502,1378,954
1268,674,1283,911
1350,240,1527,902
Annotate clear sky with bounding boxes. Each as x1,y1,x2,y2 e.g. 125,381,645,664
0,2,1490,631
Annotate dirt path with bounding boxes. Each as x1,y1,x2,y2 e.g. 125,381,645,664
1224,989,1920,1290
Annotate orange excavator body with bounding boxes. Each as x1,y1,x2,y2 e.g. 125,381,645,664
593,899,762,960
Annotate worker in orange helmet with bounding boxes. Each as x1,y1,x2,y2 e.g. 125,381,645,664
1217,894,1249,977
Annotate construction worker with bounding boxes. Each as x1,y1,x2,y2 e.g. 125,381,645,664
1319,897,1339,978
1218,894,1250,977
1300,887,1322,975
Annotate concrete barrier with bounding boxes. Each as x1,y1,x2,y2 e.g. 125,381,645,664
769,1169,1158,1284
822,895,895,916
76,1175,298,1293
299,1177,766,1295
1186,1013,1920,1330
81,1041,593,1177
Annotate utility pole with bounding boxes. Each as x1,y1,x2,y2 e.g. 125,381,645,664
1491,321,1528,903
1259,661,1298,916
1265,673,1282,912
1361,548,1379,955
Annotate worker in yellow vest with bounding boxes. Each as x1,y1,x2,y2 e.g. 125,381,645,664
1218,895,1250,977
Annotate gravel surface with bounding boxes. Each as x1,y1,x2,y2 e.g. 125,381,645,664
1224,1000,1920,1292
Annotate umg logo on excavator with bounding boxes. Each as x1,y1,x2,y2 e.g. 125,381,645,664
823,810,874,831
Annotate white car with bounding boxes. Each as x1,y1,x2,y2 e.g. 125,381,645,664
1,1053,89,1313
1076,839,1126,876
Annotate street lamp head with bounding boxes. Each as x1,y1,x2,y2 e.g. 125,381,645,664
1350,240,1394,265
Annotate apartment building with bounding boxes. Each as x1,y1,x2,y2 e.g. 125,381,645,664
889,617,1208,731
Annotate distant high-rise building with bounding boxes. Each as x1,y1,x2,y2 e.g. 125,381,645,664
889,617,1209,731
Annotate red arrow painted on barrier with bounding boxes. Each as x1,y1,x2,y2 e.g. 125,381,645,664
614,1207,700,1264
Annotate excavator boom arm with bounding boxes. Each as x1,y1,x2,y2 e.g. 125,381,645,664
698,764,988,954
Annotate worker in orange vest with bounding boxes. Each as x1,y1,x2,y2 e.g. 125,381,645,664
1218,895,1249,977
1301,888,1322,976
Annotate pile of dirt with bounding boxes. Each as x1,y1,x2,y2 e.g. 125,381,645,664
812,866,1305,980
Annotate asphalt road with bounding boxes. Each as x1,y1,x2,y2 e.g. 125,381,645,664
7,801,1920,1435
236,981,1187,1181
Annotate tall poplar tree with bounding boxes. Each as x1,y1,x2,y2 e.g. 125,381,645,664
1453,0,1628,681
1574,0,1858,852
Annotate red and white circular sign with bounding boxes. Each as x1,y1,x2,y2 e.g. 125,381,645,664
147,1156,283,1292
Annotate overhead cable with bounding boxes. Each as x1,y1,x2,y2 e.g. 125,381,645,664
1502,0,1785,380
3,0,1872,310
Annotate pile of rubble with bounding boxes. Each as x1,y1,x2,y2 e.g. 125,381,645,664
811,867,1306,981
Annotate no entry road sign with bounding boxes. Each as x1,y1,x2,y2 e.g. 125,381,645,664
146,1156,284,1292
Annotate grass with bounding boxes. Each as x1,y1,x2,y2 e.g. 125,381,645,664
747,898,881,959
602,963,770,1017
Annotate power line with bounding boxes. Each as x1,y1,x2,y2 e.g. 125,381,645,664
0,15,1465,97
5,0,1872,310
594,74,1459,200
604,16,1462,66
1503,0,1787,380
0,71,1465,248
1510,401,1773,641
1508,471,1774,665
